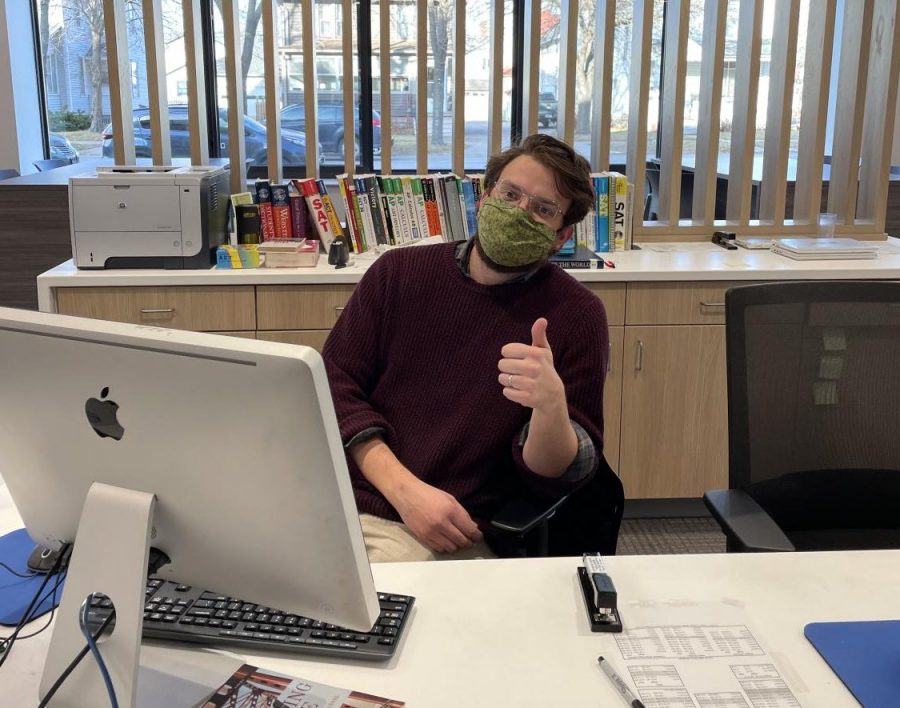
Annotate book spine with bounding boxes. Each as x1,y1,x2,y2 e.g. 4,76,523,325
400,177,421,240
613,175,628,252
270,183,292,238
336,175,362,253
364,176,389,246
254,180,277,241
355,177,376,248
301,178,335,250
596,176,610,253
289,194,312,239
317,179,345,242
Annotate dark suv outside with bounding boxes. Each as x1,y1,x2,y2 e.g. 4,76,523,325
278,103,382,157
538,92,558,128
102,106,321,169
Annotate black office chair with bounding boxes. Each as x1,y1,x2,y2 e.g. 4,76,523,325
32,158,69,172
704,281,900,552
0,168,19,180
644,163,694,221
488,455,624,557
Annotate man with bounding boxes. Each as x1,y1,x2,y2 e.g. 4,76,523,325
323,134,609,562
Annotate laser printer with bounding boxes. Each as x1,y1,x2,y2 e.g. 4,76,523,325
69,164,230,269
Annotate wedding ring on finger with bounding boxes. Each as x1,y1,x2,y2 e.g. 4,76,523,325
507,373,515,389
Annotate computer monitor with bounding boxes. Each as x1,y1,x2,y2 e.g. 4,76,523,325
0,306,379,707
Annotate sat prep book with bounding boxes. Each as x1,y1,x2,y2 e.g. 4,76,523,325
197,663,405,708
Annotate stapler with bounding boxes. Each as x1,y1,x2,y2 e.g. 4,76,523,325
578,553,623,632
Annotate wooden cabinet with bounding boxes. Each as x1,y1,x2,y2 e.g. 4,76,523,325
619,325,728,498
56,286,256,332
604,326,624,472
257,329,331,352
257,285,354,330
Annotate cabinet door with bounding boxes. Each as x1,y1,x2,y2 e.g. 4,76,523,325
257,329,331,352
603,326,624,473
619,325,728,498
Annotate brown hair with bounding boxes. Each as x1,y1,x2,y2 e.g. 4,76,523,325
483,134,594,227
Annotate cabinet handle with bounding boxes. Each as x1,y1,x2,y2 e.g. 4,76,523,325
635,340,644,371
334,306,345,315
140,308,175,315
607,341,612,374
699,301,726,309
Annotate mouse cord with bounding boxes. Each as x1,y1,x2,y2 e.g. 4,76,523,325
0,543,69,669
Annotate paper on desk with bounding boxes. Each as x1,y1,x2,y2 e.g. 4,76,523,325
612,603,802,708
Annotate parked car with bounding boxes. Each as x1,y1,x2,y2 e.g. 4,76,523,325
101,106,322,168
278,103,383,156
538,92,558,128
49,132,79,164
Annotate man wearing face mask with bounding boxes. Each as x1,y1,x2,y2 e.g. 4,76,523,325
323,134,609,562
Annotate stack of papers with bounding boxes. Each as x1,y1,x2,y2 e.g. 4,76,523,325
771,238,878,260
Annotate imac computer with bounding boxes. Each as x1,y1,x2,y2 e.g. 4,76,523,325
0,306,381,707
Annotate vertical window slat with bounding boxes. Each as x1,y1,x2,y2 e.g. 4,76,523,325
182,0,209,165
557,0,579,146
626,0,654,232
725,0,763,223
792,0,836,225
488,0,505,155
103,0,135,164
452,0,465,173
345,0,358,172
263,0,284,182
658,0,689,225
856,0,900,231
300,0,318,177
378,0,392,171
222,0,247,194
590,0,616,172
416,0,428,172
522,0,541,137
758,0,800,225
827,2,873,222
691,0,726,225
142,0,171,165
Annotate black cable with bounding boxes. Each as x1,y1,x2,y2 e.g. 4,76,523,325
3,568,66,642
37,609,116,708
0,561,37,579
0,543,69,669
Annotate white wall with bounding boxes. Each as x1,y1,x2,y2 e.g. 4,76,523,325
0,0,44,174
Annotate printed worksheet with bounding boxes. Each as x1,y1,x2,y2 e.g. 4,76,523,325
612,604,802,708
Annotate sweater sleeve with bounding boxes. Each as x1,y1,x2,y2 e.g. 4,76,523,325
322,256,398,446
510,294,609,498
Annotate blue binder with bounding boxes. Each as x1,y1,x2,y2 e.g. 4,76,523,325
0,528,65,626
805,620,900,707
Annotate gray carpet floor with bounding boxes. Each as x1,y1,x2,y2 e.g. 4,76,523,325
617,517,727,555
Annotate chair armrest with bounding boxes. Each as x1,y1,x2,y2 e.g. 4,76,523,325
489,492,571,536
703,489,796,552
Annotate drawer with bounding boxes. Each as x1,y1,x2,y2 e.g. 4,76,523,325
257,329,331,352
625,282,754,325
257,285,355,330
583,283,626,326
72,185,181,232
55,286,256,331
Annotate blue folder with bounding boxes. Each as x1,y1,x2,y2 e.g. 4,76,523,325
0,528,65,626
805,620,900,707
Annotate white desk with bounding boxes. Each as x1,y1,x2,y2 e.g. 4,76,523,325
1,485,895,706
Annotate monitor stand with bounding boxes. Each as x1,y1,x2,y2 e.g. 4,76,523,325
39,481,155,708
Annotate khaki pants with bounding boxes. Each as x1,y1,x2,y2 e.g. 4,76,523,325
360,513,497,563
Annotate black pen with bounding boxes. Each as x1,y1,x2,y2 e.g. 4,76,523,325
598,656,646,708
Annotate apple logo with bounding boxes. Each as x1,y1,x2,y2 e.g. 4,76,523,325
85,387,125,440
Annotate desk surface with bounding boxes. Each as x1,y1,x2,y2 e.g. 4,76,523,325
1,484,894,706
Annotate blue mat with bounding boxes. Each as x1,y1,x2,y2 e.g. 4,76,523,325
805,620,900,708
0,528,66,626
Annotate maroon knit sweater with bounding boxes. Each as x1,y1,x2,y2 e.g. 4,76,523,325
322,243,609,524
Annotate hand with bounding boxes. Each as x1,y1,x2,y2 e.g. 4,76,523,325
389,477,483,554
498,318,567,413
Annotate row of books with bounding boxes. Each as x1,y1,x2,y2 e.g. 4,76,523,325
572,172,635,253
334,173,484,254
232,172,635,256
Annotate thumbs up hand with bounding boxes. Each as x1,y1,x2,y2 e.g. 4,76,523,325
498,317,567,412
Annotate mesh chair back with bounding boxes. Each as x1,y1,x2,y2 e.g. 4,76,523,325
726,281,900,546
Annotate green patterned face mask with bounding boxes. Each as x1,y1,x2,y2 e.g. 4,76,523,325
476,197,558,268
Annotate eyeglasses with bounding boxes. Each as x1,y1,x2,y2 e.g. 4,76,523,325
492,179,564,222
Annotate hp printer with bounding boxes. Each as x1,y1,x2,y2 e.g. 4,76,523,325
69,165,229,269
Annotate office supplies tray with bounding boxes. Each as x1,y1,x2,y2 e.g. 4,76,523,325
87,577,415,662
